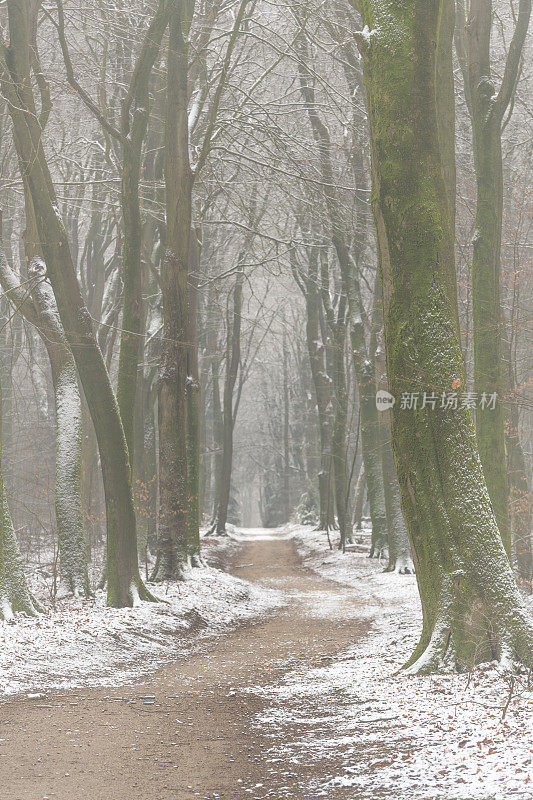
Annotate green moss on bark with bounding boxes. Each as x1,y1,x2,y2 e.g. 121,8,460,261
356,0,533,672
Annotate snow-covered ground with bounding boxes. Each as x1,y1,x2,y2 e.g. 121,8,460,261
0,537,284,697
250,524,532,800
2,524,531,798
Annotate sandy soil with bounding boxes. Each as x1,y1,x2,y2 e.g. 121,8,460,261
0,530,370,800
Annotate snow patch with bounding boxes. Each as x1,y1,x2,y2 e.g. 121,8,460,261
0,558,284,697
244,525,533,800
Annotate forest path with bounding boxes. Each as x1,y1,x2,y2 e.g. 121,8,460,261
1,529,371,800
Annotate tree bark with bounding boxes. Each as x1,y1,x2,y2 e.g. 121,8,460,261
356,279,388,559
30,259,89,596
1,2,153,607
216,266,244,535
455,0,532,556
294,239,334,530
297,24,386,553
319,251,350,548
352,465,365,531
282,322,291,523
376,332,413,573
1,222,89,595
114,1,172,460
187,231,201,561
506,395,533,592
210,350,224,524
330,315,349,548
355,0,533,672
155,0,193,580
0,353,40,619
503,334,533,591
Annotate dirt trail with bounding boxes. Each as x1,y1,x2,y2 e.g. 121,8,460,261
1,530,370,800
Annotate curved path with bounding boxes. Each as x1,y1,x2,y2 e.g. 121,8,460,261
1,530,370,799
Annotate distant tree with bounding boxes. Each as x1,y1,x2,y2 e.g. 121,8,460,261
156,0,253,576
455,0,532,556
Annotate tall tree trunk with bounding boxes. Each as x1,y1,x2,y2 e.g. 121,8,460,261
55,0,173,462
204,272,223,525
0,303,16,496
376,334,413,573
330,320,349,548
356,280,388,559
298,243,334,530
470,113,510,554
1,215,89,596
318,248,349,547
31,259,89,596
216,266,243,535
297,26,386,553
355,0,533,672
352,465,365,531
1,3,153,607
116,138,147,460
282,323,291,523
380,416,412,575
186,231,201,562
0,350,40,619
114,1,172,460
155,1,193,580
132,265,157,566
0,205,18,496
455,0,532,556
506,395,533,592
504,335,533,591
211,353,224,523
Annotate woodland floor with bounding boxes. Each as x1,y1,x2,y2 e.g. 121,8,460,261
1,528,531,800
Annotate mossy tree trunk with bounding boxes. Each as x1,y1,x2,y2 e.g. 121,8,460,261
506,396,533,592
1,1,153,608
353,0,533,672
504,333,533,591
155,1,194,581
455,0,532,557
